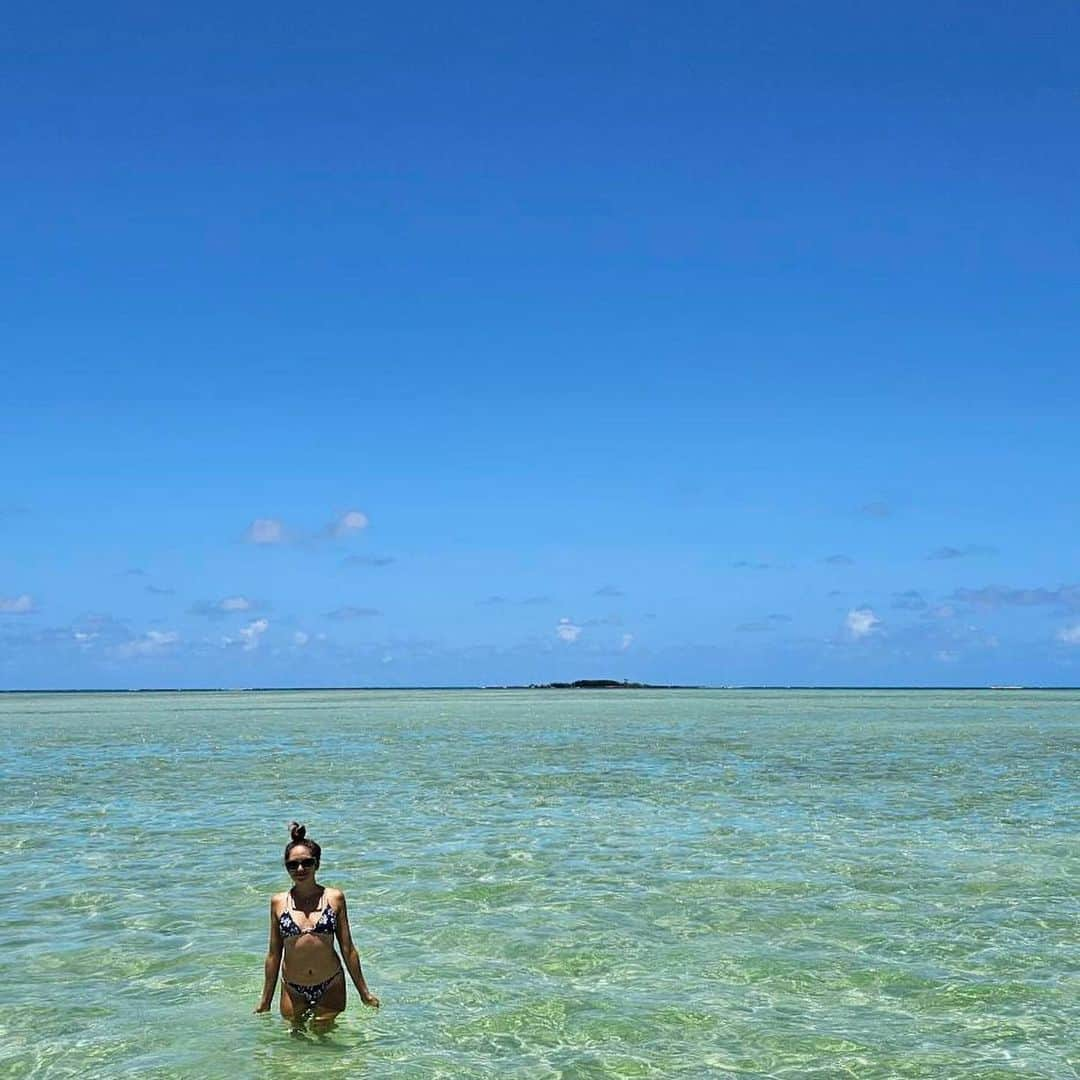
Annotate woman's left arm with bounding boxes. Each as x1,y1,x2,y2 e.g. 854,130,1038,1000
335,890,380,1008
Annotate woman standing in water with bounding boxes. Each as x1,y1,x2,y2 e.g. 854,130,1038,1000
254,822,380,1022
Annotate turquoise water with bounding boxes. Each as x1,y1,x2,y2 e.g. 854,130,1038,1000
2,689,1077,1078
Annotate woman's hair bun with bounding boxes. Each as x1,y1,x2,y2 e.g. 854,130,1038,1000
283,821,322,864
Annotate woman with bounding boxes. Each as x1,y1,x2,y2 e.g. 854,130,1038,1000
254,822,380,1022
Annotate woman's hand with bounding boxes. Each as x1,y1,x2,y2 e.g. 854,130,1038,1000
360,990,381,1008
253,1001,271,1013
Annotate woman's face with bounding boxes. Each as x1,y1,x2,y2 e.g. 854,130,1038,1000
285,844,318,883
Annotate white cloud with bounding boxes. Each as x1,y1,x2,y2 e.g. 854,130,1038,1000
556,618,581,643
620,633,634,651
246,518,285,544
333,510,369,536
191,595,258,618
238,618,270,651
112,629,180,659
1057,624,1080,646
245,509,370,546
293,631,310,647
0,594,35,614
846,608,881,639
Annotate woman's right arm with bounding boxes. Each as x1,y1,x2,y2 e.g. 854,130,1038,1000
254,897,284,1013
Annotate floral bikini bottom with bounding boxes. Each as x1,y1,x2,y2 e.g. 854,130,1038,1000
286,967,343,1012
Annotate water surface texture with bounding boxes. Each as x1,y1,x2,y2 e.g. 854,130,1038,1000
3,690,1077,1078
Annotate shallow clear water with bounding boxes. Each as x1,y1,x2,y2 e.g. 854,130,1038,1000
2,689,1077,1078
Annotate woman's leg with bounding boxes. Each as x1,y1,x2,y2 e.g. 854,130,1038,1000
310,971,346,1027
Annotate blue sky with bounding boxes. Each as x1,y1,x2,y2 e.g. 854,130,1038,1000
3,2,1079,687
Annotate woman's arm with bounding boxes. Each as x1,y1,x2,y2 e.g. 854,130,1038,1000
254,896,284,1013
334,891,380,1007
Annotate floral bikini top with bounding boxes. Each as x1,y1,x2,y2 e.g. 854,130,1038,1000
279,891,337,938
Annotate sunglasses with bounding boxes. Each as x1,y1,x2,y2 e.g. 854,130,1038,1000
285,857,317,872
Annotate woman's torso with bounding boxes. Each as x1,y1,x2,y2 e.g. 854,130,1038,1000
276,887,341,983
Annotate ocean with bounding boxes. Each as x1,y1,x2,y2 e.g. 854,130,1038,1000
3,689,1076,1078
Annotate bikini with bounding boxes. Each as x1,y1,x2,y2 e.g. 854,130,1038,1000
279,891,343,1011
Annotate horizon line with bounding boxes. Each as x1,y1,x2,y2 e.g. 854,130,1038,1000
1,684,1077,694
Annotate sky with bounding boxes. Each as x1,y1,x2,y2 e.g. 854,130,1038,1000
3,1,1079,688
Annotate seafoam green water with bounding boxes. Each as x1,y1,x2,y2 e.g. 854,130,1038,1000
2,689,1077,1078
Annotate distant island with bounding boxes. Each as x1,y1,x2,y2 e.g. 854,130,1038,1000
521,679,701,690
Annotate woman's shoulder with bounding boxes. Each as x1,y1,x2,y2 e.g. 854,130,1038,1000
325,885,346,905
270,890,289,909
